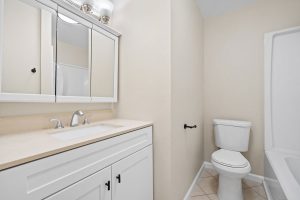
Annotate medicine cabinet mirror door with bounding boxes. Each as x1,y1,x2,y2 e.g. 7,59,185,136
91,27,119,103
56,7,92,103
0,0,57,102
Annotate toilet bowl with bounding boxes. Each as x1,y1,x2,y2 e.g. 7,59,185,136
211,119,252,200
211,149,251,200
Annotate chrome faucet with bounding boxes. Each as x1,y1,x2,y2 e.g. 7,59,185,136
70,110,85,127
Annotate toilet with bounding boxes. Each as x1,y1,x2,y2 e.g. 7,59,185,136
211,119,251,200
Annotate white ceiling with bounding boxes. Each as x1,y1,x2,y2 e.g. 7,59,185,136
197,0,256,17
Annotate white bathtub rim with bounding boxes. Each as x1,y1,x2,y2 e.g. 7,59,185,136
265,150,300,200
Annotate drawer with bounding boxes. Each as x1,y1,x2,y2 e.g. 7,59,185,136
0,126,152,200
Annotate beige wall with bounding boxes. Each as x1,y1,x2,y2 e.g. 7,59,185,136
0,109,114,134
0,102,112,117
203,0,300,175
112,0,204,199
171,0,204,199
111,0,172,199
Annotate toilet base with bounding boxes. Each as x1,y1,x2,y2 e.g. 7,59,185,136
218,174,243,200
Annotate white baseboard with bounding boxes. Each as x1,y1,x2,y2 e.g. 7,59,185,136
245,173,264,184
183,161,265,200
183,162,206,200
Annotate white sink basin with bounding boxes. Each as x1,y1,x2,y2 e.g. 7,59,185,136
51,124,121,141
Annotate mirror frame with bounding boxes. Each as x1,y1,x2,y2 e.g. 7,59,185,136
0,0,57,102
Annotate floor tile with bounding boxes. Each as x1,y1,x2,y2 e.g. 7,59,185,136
197,177,218,194
252,185,267,198
206,168,218,177
244,188,266,200
190,195,210,200
200,169,212,178
190,184,206,196
242,179,262,188
207,194,219,200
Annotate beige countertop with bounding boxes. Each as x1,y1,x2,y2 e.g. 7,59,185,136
0,119,152,171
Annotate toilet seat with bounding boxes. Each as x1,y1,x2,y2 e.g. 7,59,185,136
212,149,249,168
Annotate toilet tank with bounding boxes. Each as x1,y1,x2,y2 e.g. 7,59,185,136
213,119,251,152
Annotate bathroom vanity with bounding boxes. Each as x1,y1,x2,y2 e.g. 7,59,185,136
0,119,153,200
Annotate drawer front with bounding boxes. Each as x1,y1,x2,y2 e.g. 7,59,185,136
0,126,152,200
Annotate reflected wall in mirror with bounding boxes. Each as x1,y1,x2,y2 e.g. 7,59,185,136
56,12,91,97
0,0,56,95
91,29,115,98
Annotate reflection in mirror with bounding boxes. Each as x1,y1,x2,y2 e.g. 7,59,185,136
91,30,115,98
1,0,56,95
56,13,91,97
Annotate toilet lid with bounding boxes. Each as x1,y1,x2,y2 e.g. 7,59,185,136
212,149,249,168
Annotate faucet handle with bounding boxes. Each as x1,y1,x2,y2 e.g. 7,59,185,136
50,118,64,129
83,117,89,125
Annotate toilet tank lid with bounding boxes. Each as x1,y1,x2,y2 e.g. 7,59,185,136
213,119,251,127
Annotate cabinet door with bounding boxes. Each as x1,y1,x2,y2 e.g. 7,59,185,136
0,0,56,102
90,26,119,103
45,166,111,200
112,145,153,200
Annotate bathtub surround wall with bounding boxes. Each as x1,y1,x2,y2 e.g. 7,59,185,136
203,0,300,175
112,0,204,200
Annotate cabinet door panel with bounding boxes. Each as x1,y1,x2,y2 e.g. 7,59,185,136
0,0,56,102
112,146,153,200
45,166,111,200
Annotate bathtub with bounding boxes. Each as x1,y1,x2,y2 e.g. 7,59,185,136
265,150,300,200
264,26,300,200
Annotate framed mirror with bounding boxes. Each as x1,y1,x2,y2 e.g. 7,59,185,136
91,26,119,102
0,0,57,102
56,7,92,103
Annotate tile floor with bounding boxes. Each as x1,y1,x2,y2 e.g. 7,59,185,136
189,167,267,200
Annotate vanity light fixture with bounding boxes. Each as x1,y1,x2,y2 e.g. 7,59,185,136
64,0,114,25
80,3,92,14
98,2,114,24
58,13,79,24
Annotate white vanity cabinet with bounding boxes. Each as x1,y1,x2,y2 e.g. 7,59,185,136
45,166,111,200
0,126,153,200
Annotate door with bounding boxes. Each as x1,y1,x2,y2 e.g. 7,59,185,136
112,145,153,200
45,166,111,200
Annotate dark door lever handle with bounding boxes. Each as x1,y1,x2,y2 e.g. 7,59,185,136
105,181,110,191
116,174,121,183
184,124,197,129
